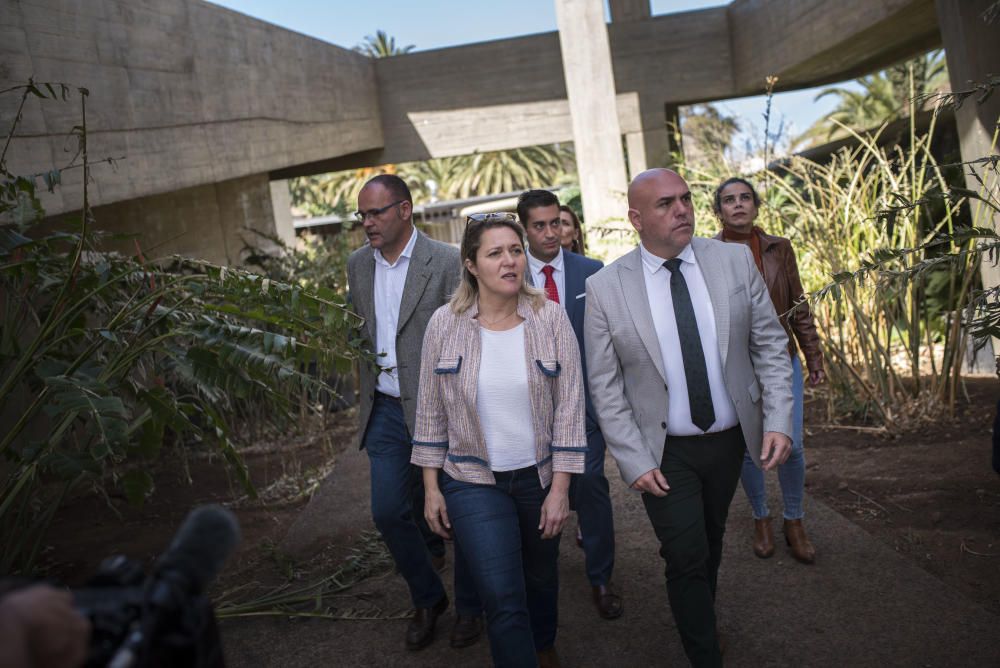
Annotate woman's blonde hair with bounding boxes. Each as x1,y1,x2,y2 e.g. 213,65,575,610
450,213,546,313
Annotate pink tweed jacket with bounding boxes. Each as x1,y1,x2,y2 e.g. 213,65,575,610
410,294,587,487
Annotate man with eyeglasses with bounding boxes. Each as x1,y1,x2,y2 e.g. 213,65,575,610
516,189,623,623
347,174,480,651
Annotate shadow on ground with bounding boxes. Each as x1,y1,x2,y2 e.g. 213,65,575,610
222,445,1000,667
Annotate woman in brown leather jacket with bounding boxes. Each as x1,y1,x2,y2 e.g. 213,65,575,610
713,177,826,564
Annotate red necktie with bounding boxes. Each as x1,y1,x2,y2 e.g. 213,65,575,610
541,265,559,304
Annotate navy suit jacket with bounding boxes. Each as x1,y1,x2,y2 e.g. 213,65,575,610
562,250,604,432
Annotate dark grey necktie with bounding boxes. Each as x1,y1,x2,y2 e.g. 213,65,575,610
664,258,716,432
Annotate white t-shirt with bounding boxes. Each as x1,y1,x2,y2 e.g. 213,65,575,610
476,323,537,471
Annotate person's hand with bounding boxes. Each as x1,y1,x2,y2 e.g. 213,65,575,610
0,585,90,668
808,369,826,386
539,487,570,539
630,468,670,496
424,488,452,540
760,431,792,471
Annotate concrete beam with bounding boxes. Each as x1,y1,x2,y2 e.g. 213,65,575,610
555,0,629,226
328,0,937,170
728,0,941,95
1,0,383,216
609,0,650,23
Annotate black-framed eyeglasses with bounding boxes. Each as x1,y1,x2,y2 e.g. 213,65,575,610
465,212,519,227
354,199,404,223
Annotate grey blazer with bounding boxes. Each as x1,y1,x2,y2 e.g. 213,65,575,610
584,237,793,486
347,231,461,447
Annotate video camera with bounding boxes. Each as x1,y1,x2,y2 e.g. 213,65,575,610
72,505,241,668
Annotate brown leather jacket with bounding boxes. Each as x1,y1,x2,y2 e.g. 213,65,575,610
713,229,824,373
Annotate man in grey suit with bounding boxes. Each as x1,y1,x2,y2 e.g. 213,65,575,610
347,175,478,650
585,168,793,667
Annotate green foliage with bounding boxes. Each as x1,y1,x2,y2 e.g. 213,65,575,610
0,81,364,573
796,51,948,148
766,118,986,428
354,29,415,58
290,144,576,216
681,104,741,171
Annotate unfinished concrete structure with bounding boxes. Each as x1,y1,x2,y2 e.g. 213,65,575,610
1,0,992,268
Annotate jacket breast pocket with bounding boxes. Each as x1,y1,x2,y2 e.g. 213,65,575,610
434,356,463,374
535,359,561,378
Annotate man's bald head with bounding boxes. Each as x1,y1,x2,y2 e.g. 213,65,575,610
626,168,695,259
627,168,685,209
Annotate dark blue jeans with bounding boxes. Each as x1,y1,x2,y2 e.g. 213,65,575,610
571,424,615,586
363,395,445,608
441,467,561,668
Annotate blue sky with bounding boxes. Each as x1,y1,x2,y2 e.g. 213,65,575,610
206,0,861,151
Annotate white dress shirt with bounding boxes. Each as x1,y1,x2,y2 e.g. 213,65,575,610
639,243,738,436
373,226,418,397
527,247,566,306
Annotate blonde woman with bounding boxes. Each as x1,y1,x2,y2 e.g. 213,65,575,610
411,212,586,668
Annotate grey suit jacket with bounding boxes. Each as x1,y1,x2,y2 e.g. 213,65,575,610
584,237,793,486
347,231,461,447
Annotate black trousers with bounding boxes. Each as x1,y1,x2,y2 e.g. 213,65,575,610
641,426,746,668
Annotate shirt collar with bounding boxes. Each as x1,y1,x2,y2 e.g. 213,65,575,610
373,225,418,267
639,242,695,275
527,247,564,275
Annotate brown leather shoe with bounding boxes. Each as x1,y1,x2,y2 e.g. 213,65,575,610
591,583,624,620
449,614,483,649
537,646,562,668
405,595,448,650
753,516,775,558
784,518,816,564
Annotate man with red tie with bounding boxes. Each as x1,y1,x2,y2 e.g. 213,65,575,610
516,189,623,621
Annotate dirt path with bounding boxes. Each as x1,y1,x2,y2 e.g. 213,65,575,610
41,381,999,666
222,436,999,667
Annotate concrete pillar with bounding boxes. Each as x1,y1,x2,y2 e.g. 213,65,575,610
555,0,630,228
608,0,650,23
269,179,297,248
935,0,1000,352
55,173,284,266
625,98,682,177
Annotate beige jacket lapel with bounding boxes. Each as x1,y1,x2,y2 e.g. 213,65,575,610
618,248,667,385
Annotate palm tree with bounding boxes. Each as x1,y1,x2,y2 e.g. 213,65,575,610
795,50,949,148
290,145,576,216
411,144,577,200
354,30,414,58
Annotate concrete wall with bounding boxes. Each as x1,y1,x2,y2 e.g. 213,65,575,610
279,0,940,174
56,172,281,266
1,0,383,217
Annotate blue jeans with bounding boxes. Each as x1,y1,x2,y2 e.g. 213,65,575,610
740,355,806,520
441,467,561,668
571,424,615,586
363,395,446,608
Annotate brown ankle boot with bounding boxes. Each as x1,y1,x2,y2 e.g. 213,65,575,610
537,646,561,668
752,517,775,558
784,518,816,564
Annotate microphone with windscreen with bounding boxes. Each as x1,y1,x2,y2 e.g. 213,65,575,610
90,504,241,668
146,504,242,611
